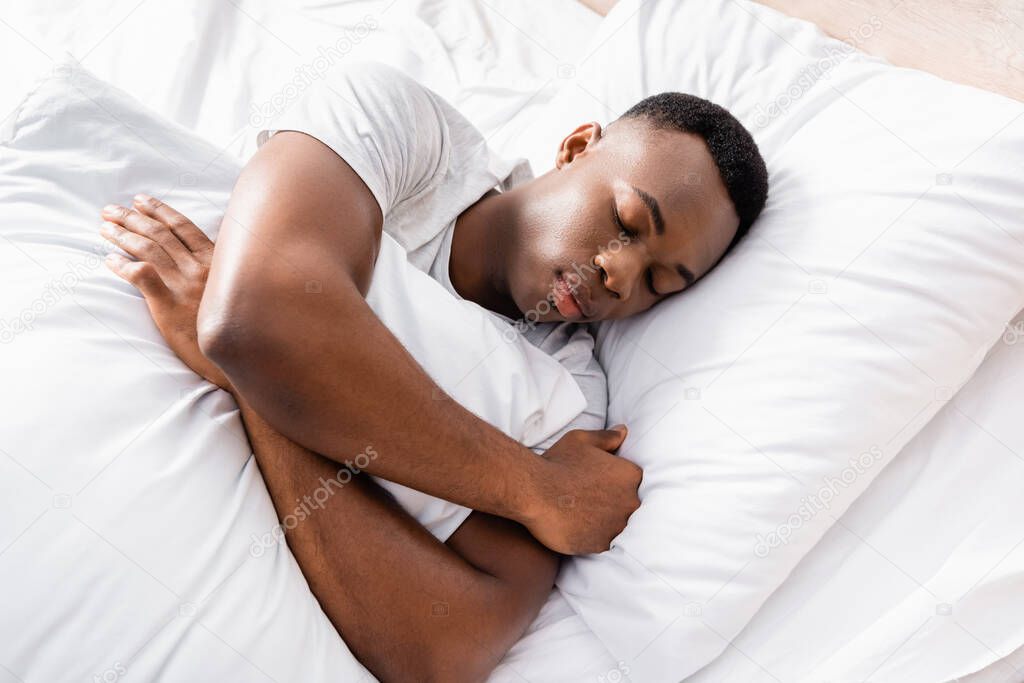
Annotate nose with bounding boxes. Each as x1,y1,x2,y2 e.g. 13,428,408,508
595,246,648,302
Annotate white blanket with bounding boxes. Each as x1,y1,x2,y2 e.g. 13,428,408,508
0,2,620,682
498,1,1024,679
0,58,601,682
4,0,1023,680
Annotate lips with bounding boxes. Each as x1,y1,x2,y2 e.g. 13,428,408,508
552,273,592,320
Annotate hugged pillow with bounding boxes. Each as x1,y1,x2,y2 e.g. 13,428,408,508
0,61,583,681
367,233,586,540
500,0,1024,679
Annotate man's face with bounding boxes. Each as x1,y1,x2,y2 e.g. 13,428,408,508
505,118,740,323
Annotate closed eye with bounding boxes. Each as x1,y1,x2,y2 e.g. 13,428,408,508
613,204,639,240
645,268,659,296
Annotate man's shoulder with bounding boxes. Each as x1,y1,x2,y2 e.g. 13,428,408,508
326,61,443,114
330,60,417,90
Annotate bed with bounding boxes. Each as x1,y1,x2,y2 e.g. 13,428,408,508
1,1,1022,681
0,4,619,682
584,0,1024,102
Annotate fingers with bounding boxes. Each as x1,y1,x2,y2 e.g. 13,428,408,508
100,220,176,269
104,253,171,298
101,203,193,266
131,193,213,254
571,424,628,452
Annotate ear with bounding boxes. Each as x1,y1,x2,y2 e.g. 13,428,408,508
555,122,602,169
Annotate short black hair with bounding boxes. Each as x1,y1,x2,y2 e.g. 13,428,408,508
619,92,768,248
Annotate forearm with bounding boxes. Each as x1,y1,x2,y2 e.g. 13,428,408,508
200,133,544,523
214,293,541,521
234,396,557,682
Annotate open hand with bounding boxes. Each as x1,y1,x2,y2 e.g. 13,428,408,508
99,194,232,392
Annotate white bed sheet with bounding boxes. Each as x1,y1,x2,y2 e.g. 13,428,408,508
490,2,1024,680
687,310,1024,682
0,0,597,164
4,1,1023,681
0,2,622,682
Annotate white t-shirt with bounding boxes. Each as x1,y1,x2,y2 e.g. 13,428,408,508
257,59,606,461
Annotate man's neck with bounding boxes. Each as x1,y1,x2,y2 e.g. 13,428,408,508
450,188,522,319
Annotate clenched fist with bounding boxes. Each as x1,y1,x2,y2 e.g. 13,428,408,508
522,426,642,555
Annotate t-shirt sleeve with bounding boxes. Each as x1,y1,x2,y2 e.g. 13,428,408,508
257,61,450,219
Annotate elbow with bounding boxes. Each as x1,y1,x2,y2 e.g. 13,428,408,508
366,638,492,683
413,600,525,683
196,308,235,367
360,580,539,682
411,576,552,682
414,643,496,683
369,615,509,683
196,303,265,375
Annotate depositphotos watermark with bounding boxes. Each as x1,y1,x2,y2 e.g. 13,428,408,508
248,15,379,128
596,660,631,683
752,15,883,130
249,445,379,557
502,230,635,342
754,445,884,558
93,661,126,683
1,245,113,345
1003,320,1024,345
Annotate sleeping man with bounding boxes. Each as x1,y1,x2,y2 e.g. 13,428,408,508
97,62,768,682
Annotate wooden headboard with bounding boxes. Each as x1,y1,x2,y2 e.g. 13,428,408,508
576,0,1024,102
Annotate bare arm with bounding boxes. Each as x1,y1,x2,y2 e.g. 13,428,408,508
198,133,530,515
237,395,559,682
98,200,624,681
188,131,640,554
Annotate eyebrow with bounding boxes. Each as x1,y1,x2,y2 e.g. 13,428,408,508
632,185,665,235
631,185,697,289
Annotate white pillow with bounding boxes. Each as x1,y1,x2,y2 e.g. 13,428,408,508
367,233,586,540
500,1,1024,679
691,306,1024,681
0,61,583,681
